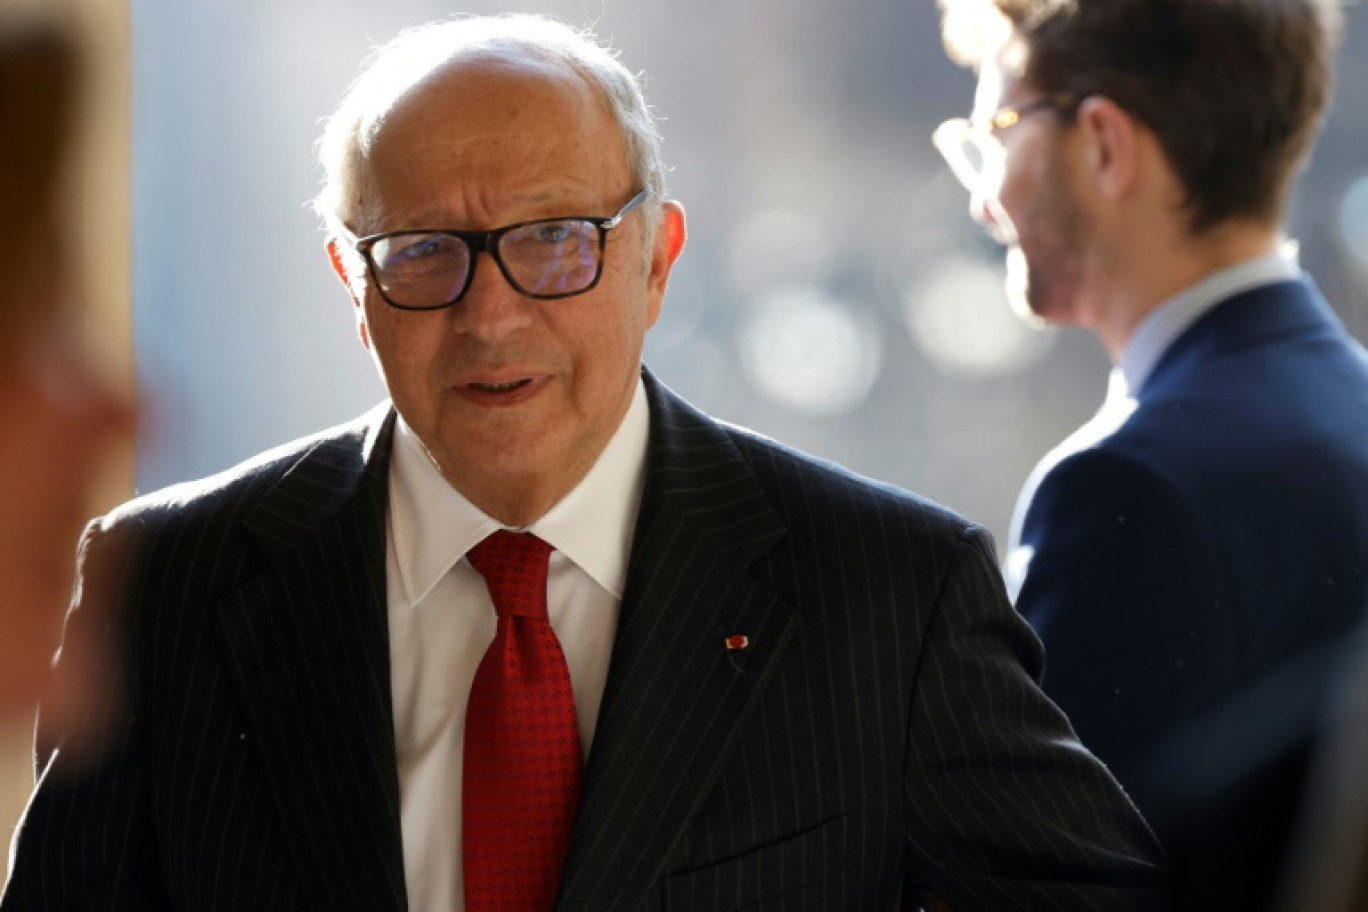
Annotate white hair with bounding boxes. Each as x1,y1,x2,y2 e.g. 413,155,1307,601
312,14,666,262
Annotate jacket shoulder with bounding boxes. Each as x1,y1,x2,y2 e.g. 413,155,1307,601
98,404,389,537
720,420,981,547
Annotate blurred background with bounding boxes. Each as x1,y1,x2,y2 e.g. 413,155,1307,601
5,0,1368,852
128,0,1368,547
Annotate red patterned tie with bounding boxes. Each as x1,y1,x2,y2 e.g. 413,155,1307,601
464,531,583,910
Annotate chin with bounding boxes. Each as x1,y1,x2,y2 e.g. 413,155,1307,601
1004,247,1048,328
1006,246,1088,328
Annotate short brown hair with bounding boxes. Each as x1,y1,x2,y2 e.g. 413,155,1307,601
940,0,1343,234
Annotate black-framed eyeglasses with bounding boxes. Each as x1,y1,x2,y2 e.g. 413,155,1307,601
931,94,1080,196
337,188,650,311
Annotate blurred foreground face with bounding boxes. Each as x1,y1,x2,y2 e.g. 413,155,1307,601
0,224,130,717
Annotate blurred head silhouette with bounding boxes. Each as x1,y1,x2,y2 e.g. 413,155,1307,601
0,20,131,720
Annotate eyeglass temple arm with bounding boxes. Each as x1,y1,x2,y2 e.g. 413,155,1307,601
602,188,650,230
331,223,362,248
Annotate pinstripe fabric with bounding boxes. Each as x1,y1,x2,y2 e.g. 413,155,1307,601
3,372,1161,911
3,402,405,912
559,374,1163,910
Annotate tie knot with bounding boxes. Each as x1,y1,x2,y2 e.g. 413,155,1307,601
467,530,552,620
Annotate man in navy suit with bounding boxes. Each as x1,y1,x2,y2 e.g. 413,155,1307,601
4,15,1162,911
934,0,1368,826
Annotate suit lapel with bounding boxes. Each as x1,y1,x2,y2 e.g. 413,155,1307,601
215,404,409,912
557,371,795,911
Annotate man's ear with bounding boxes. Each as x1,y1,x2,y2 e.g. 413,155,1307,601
326,238,372,350
645,201,687,329
1075,96,1140,202
326,239,359,300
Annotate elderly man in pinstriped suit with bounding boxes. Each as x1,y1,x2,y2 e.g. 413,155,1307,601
3,15,1161,911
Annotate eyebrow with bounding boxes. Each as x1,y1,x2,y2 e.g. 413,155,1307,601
369,188,601,233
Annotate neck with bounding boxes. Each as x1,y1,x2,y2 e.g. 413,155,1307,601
454,467,585,529
1090,218,1281,358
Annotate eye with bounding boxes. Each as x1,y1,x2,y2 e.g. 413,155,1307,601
393,235,447,260
501,220,595,263
532,221,577,245
370,233,467,281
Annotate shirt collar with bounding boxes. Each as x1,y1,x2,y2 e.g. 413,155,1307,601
1119,249,1300,396
388,378,650,605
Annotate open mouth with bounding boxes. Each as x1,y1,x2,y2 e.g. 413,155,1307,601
468,379,534,394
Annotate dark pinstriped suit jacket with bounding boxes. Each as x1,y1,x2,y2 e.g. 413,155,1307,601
2,370,1163,910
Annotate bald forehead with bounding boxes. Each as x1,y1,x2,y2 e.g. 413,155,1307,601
340,45,632,233
363,47,605,156
415,49,586,110
340,50,620,220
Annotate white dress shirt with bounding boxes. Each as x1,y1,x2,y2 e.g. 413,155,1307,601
385,379,649,912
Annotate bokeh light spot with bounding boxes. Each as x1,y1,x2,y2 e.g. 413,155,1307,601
1338,174,1368,270
728,208,835,301
903,257,1051,379
739,287,882,416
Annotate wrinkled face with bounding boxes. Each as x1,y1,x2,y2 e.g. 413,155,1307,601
974,58,1092,325
338,56,679,520
0,283,130,713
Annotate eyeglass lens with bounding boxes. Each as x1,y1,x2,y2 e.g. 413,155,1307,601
368,218,603,307
959,134,991,179
951,129,1006,194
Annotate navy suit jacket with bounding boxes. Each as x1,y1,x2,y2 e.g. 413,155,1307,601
1008,277,1368,818
3,370,1162,910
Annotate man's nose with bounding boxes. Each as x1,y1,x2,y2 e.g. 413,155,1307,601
970,190,1017,246
970,188,996,227
451,251,536,339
